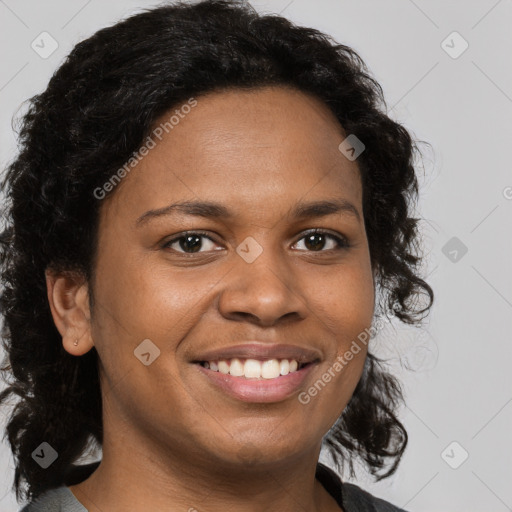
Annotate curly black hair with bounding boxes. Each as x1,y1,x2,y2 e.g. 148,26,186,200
0,0,433,503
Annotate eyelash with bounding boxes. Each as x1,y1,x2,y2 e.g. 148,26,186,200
162,229,350,255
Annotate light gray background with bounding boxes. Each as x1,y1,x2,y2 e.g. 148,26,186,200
1,1,511,511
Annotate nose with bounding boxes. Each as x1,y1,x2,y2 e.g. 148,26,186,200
217,249,308,327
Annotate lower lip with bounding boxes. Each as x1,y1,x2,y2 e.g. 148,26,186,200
195,363,316,403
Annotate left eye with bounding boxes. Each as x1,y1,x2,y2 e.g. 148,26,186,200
163,230,348,254
293,230,348,252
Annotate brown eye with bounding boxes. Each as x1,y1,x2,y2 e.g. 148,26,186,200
163,232,221,254
294,230,349,252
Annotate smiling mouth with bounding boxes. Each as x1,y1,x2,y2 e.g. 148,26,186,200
194,357,318,403
196,358,314,380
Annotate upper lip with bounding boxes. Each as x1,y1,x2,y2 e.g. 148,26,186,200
192,342,322,364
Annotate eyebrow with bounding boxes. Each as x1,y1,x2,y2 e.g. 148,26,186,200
135,198,361,227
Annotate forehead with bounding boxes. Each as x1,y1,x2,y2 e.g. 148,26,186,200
102,86,362,223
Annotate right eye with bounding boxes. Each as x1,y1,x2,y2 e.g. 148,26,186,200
162,231,223,254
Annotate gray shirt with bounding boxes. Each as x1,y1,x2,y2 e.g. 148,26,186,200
19,463,408,511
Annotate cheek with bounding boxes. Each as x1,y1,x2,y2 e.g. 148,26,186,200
305,260,375,341
303,351,367,432
133,263,227,338
298,268,372,424
94,252,213,340
89,255,199,424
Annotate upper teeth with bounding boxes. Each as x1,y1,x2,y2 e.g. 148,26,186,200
203,358,300,379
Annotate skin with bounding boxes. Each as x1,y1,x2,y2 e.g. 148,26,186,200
46,86,375,512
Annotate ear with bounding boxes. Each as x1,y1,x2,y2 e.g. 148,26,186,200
45,268,94,356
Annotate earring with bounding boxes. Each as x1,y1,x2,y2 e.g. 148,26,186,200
73,339,79,346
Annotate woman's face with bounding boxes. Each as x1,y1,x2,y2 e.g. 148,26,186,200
86,86,374,469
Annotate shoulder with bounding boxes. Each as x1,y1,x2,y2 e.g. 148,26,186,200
342,481,409,512
18,462,97,511
18,486,86,512
18,487,65,512
316,462,408,512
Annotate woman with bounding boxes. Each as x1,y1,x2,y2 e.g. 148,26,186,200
0,1,433,510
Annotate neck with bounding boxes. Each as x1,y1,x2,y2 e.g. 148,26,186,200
69,430,340,512
68,379,342,512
